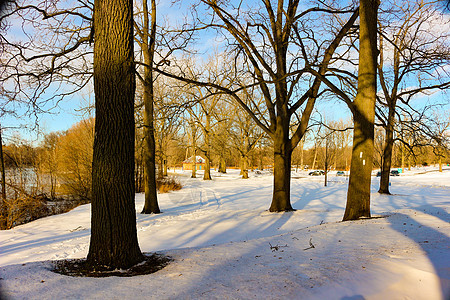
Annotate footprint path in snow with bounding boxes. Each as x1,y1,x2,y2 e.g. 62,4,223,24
137,179,223,233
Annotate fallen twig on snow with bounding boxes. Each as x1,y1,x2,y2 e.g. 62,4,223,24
303,238,315,250
269,242,288,252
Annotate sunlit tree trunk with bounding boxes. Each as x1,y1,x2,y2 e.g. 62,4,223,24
379,108,394,194
343,0,379,221
218,156,227,173
140,0,160,214
0,126,7,230
269,114,294,212
203,114,212,180
300,138,304,170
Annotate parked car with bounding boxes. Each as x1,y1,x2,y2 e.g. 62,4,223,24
336,171,345,176
376,171,381,177
390,170,400,176
308,170,323,176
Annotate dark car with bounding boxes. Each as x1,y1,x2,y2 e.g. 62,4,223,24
376,171,381,177
390,170,400,176
336,171,345,176
308,170,322,176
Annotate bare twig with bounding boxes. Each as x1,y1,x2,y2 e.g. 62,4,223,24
303,238,315,250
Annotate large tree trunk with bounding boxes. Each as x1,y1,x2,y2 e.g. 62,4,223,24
269,125,294,212
88,0,144,268
204,154,211,180
218,156,226,173
378,108,395,194
343,0,378,221
241,154,249,179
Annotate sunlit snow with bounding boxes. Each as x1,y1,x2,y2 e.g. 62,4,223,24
1,167,449,299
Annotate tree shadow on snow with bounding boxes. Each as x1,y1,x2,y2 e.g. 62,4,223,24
387,207,450,299
291,181,344,211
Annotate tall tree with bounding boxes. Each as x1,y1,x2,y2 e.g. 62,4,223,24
87,0,144,268
0,125,7,230
343,0,379,221
158,1,359,211
136,0,160,214
376,0,450,194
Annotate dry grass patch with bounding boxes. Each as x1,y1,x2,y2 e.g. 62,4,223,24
157,176,182,193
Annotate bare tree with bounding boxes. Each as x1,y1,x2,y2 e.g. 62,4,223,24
157,1,360,211
317,121,340,187
0,125,7,229
229,89,265,179
134,0,160,214
376,0,450,194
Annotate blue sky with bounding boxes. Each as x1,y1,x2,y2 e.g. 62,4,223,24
1,0,448,144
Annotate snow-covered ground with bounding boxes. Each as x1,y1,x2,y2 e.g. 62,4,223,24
1,167,449,299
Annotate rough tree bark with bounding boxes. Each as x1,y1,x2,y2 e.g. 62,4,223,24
343,0,379,221
270,111,293,212
378,108,395,194
218,156,227,173
87,0,144,268
203,114,212,180
140,0,160,214
0,126,7,230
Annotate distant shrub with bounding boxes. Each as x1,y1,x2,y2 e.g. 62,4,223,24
1,189,89,230
157,176,182,193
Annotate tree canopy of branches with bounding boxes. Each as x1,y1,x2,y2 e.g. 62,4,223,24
157,0,360,212
376,0,450,194
0,0,93,128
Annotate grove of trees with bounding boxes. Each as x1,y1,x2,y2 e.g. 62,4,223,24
1,0,449,272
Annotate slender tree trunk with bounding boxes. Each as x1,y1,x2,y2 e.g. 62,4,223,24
401,145,405,171
241,154,249,179
163,157,168,176
157,157,164,178
88,0,144,268
300,138,304,170
204,153,211,180
343,0,378,221
0,127,7,230
191,149,197,178
312,144,318,170
378,108,395,194
269,123,294,212
141,0,160,214
324,142,328,187
203,115,212,180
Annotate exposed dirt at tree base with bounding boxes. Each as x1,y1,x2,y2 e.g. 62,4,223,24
52,253,171,277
